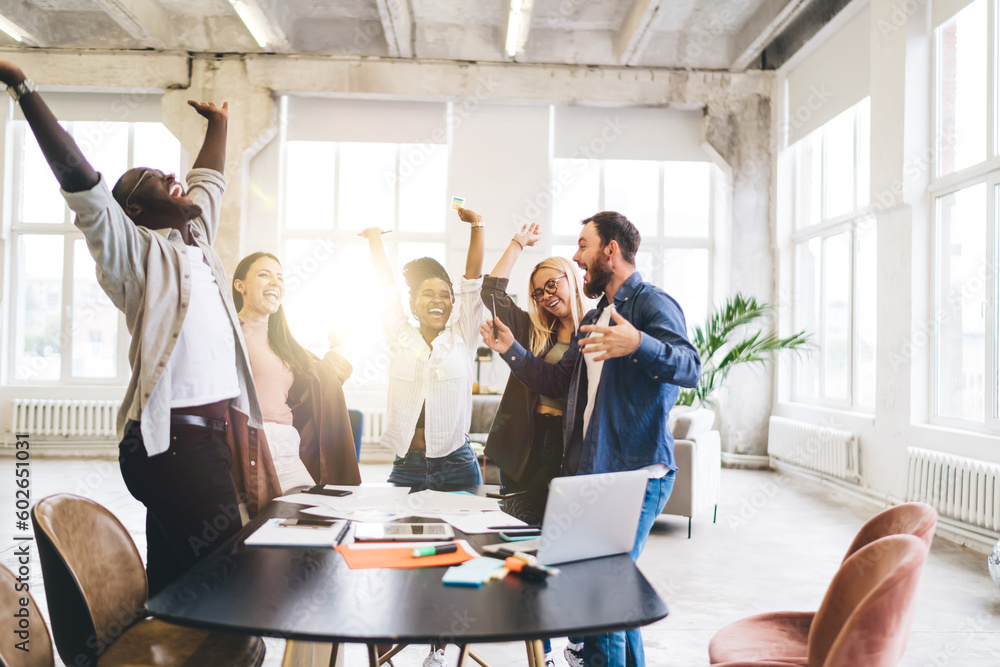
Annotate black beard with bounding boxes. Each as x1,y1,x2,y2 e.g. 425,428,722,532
584,257,613,299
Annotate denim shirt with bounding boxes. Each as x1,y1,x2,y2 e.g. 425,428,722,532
500,272,700,476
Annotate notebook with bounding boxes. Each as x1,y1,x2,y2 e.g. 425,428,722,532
245,518,349,548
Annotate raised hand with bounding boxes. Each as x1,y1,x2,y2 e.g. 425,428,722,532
479,314,515,354
0,61,25,87
457,207,482,224
187,100,229,122
578,306,641,361
512,222,542,248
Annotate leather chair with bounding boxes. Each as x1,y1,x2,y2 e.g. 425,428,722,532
712,535,929,667
0,562,54,667
31,493,265,667
661,407,721,537
709,504,937,665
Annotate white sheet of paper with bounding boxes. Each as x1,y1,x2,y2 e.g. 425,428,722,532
395,490,500,514
429,511,527,534
301,506,413,523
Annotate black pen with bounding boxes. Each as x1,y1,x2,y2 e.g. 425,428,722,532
487,525,540,530
491,295,499,341
335,522,352,545
486,490,528,499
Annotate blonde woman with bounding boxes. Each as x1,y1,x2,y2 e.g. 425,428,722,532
481,224,590,525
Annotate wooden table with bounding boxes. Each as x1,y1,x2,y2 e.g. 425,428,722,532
146,496,668,666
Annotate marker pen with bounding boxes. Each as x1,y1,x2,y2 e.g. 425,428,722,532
412,543,459,558
504,557,558,580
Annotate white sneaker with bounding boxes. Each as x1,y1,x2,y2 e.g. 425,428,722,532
423,648,448,667
564,641,584,667
544,652,556,667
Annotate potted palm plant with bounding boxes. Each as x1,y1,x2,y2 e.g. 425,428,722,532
676,294,814,408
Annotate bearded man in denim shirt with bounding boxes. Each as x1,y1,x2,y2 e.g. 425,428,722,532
481,211,701,667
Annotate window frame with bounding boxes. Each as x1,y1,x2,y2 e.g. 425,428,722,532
789,99,875,410
928,0,1000,431
547,158,716,334
5,120,145,387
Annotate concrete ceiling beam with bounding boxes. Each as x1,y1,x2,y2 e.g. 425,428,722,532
93,0,169,50
0,49,189,89
375,0,413,58
729,0,813,71
616,0,665,66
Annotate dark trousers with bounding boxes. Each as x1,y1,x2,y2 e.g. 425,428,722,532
500,413,565,526
118,420,242,596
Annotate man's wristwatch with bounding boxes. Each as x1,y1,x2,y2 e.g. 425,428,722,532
6,79,36,103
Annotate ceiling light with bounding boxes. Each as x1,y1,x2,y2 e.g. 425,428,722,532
0,15,36,44
228,0,271,49
505,0,523,58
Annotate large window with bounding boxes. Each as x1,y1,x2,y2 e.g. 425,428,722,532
931,0,1000,426
8,120,180,384
550,158,715,332
280,140,449,385
790,99,876,409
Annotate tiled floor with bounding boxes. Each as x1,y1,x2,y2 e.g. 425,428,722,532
2,456,999,666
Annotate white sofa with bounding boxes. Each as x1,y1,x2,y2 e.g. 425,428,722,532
661,407,721,537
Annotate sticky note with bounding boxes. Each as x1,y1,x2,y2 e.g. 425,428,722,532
450,196,465,210
442,556,506,587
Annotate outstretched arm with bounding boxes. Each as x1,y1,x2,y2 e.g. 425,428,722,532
488,223,541,279
457,207,484,279
360,227,394,286
0,62,98,192
189,100,229,174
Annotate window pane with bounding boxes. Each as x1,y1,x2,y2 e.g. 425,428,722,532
133,123,181,177
552,158,599,236
795,238,821,399
856,99,870,209
285,142,335,231
856,220,877,408
823,232,851,400
603,160,658,237
338,143,396,233
635,250,656,288
937,0,987,175
74,122,128,184
398,144,447,233
823,109,855,220
282,239,346,356
18,123,65,224
936,183,986,421
14,235,63,381
552,244,579,266
664,162,710,237
72,240,118,378
396,242,448,283
794,132,822,229
662,248,709,334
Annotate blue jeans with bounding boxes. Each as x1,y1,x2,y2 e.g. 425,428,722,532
582,472,675,667
387,442,482,492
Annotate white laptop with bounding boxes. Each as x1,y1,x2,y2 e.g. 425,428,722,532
527,469,650,566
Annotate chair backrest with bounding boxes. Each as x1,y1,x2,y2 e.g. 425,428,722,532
808,534,928,667
0,563,54,667
31,494,148,666
842,502,937,562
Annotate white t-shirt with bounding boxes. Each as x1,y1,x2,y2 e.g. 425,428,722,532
166,246,240,408
583,304,668,479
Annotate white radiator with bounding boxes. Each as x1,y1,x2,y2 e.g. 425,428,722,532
11,399,119,439
768,416,860,481
360,408,387,444
906,447,1000,532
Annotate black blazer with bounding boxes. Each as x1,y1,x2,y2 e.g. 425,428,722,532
481,275,558,482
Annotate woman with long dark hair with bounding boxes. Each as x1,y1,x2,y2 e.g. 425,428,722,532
228,252,360,514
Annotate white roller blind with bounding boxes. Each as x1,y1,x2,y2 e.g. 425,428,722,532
933,0,978,28
14,91,163,122
285,97,448,143
786,6,870,145
553,106,708,161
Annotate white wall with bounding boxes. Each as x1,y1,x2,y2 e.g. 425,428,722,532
772,0,1000,503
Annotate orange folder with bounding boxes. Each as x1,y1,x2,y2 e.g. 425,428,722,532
335,539,478,569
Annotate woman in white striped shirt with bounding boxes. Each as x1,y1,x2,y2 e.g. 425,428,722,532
360,207,485,494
